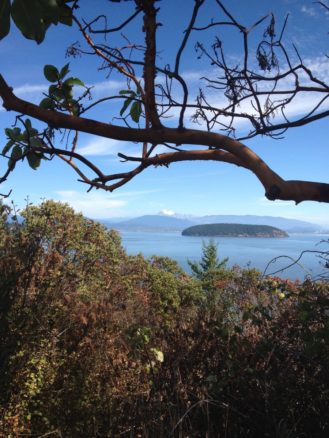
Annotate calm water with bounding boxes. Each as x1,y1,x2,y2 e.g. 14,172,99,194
119,231,329,280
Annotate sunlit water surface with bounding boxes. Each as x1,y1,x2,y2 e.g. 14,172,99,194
119,231,329,280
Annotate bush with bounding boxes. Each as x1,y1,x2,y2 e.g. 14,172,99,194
1,201,329,437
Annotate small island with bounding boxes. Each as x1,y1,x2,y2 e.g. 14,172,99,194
182,223,288,238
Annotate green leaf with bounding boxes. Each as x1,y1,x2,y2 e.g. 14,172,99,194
120,97,133,117
37,0,60,24
58,4,72,26
22,131,37,142
0,0,10,40
44,64,59,82
24,119,38,136
61,82,73,99
11,146,22,160
2,139,14,156
11,0,62,42
29,137,43,148
4,128,11,137
25,118,32,130
40,97,56,109
48,84,64,100
5,127,21,141
59,62,70,79
119,89,135,96
49,85,64,101
8,0,69,42
12,127,22,140
130,101,142,123
11,0,47,43
64,77,85,87
27,152,41,170
8,145,22,168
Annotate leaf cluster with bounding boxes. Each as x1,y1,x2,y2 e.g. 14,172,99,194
0,0,73,43
2,119,45,170
119,89,143,124
40,63,85,115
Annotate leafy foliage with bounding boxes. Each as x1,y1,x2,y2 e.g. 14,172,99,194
2,119,45,170
0,0,10,40
0,0,73,43
0,63,87,174
40,63,86,115
119,89,143,124
1,201,329,437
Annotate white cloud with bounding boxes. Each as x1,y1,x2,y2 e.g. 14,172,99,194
11,79,124,98
4,79,124,106
301,5,317,16
77,138,120,156
53,188,161,218
159,209,175,216
14,84,48,96
188,58,329,133
303,56,329,82
77,137,144,161
164,55,329,134
77,136,174,162
89,80,125,94
181,71,203,82
155,69,209,88
54,190,126,218
0,83,48,107
263,90,329,125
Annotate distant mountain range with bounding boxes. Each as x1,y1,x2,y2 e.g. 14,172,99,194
101,214,326,234
101,215,193,232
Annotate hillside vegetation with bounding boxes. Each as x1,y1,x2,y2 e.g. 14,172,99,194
182,223,288,237
1,201,329,437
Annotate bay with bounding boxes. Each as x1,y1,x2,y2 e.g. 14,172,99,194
119,231,329,280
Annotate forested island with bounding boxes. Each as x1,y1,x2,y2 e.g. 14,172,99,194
182,223,288,237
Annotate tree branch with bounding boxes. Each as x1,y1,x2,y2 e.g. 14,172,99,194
1,73,329,203
87,8,142,34
137,0,161,128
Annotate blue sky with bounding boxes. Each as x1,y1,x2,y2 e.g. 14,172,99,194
0,0,328,225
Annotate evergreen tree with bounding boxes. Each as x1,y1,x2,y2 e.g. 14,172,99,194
188,241,229,294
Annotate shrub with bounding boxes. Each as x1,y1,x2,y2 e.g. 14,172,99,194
1,201,329,437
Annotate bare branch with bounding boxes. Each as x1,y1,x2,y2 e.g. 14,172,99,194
175,0,204,74
87,7,142,34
